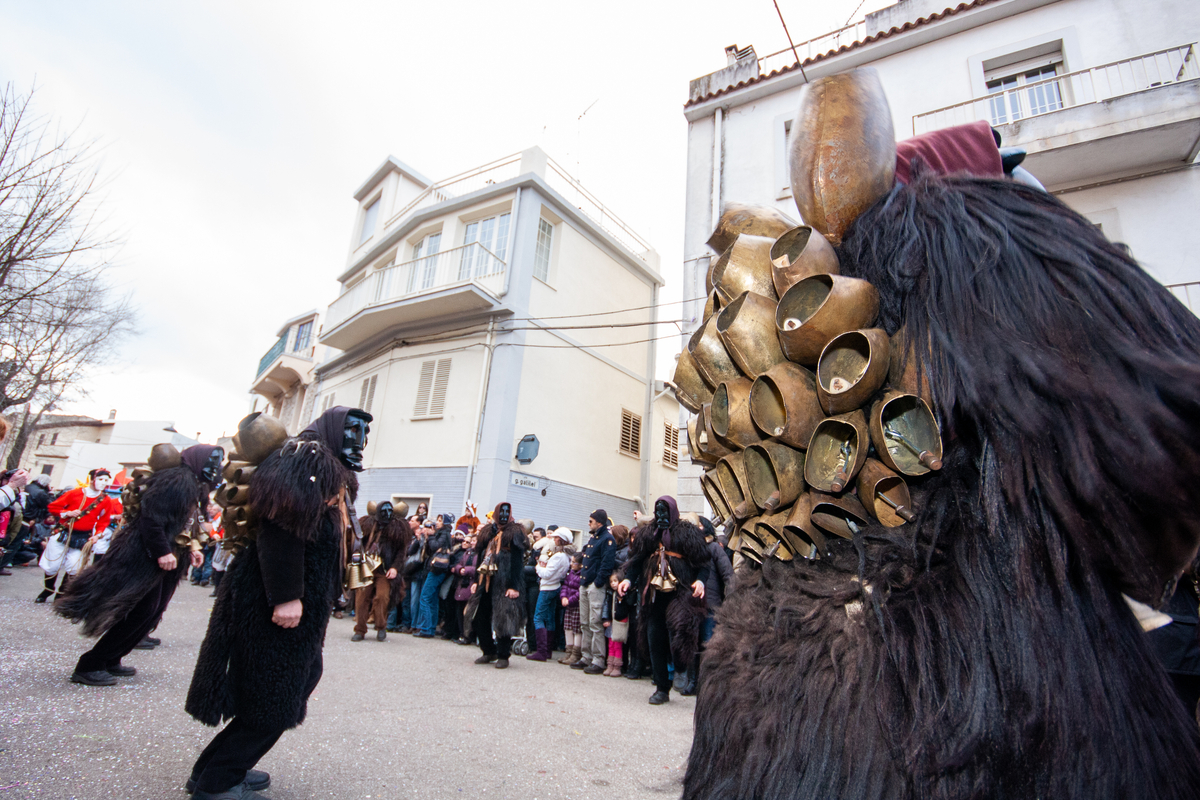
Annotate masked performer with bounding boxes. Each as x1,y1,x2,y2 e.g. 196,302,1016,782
467,501,528,669
617,496,709,705
351,501,412,642
37,469,122,603
683,70,1200,799
56,445,221,686
185,406,369,800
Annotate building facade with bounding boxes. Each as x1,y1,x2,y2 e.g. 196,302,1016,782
282,147,680,527
677,0,1200,511
249,309,323,434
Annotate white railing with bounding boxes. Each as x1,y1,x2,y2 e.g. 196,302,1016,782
325,242,506,330
756,19,870,77
1166,281,1200,316
544,156,654,262
383,154,523,230
913,43,1198,135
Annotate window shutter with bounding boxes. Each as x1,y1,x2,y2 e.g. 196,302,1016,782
359,374,378,413
414,360,435,416
663,422,679,468
430,359,451,416
619,409,642,457
365,375,377,414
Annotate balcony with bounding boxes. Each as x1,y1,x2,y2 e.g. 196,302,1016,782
913,44,1200,187
252,335,313,399
320,242,507,351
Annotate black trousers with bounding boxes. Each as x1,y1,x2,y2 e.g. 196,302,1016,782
473,591,512,658
75,572,179,673
191,654,322,793
525,580,539,645
442,593,461,640
0,524,30,569
644,592,674,693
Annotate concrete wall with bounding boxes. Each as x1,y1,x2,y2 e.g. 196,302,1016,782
355,466,470,519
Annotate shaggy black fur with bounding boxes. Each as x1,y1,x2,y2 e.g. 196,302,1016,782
361,513,413,601
624,517,710,671
466,519,528,638
247,436,356,542
55,465,202,637
684,169,1200,799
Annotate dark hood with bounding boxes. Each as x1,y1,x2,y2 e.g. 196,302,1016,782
655,495,680,530
303,405,353,453
181,443,219,483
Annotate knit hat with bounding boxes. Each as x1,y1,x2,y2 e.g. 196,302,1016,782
590,509,607,526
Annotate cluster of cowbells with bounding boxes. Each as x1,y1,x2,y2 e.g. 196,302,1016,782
672,202,945,567
214,412,290,555
121,443,213,552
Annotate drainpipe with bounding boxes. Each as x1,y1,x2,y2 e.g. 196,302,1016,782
463,317,497,507
499,187,522,298
639,282,659,511
711,107,723,232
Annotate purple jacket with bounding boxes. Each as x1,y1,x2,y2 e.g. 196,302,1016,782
561,569,582,607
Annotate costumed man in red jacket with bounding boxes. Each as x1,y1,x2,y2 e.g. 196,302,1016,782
56,444,222,686
37,469,122,603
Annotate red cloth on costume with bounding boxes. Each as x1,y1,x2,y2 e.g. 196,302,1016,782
896,120,1002,183
48,488,120,533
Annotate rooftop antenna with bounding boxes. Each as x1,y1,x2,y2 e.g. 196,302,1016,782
771,0,808,83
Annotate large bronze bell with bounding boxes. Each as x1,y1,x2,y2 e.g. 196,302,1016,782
687,417,718,467
222,505,247,527
816,328,890,415
711,378,761,450
223,484,250,506
707,202,797,255
698,403,735,462
737,516,766,565
672,349,714,415
755,510,803,560
232,412,289,465
869,390,943,476
222,460,251,483
808,491,871,539
856,458,915,526
714,452,752,522
700,471,731,523
788,68,896,246
742,441,806,516
888,326,934,406
709,234,778,304
147,443,182,472
688,314,743,388
804,409,869,493
776,274,880,366
393,500,409,518
717,292,788,378
703,289,724,321
366,500,379,515
771,226,840,297
783,493,828,556
749,361,824,449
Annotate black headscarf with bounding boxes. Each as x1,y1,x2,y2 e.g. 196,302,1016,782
303,405,355,452
180,443,219,483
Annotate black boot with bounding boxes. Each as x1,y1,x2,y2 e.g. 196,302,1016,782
680,653,701,697
625,657,644,680
35,574,56,603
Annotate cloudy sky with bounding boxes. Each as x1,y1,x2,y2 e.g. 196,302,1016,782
1,0,885,442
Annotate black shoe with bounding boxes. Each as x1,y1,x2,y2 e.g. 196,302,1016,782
106,663,136,677
495,658,509,669
474,654,497,665
673,670,689,693
186,768,270,794
191,777,268,799
0,568,12,576
133,638,156,650
210,590,219,598
583,664,605,675
351,633,365,642
33,594,48,604
70,670,117,686
570,659,587,670
376,630,387,641
397,626,411,634
199,580,210,588
414,631,434,638
649,689,670,705
625,664,644,680
145,636,161,645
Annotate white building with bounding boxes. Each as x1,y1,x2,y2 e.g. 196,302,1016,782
677,0,1200,511
249,309,323,434
291,147,680,526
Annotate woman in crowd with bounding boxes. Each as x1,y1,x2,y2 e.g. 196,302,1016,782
527,527,571,661
409,516,451,638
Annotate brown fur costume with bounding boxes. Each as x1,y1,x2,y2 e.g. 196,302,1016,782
465,502,528,639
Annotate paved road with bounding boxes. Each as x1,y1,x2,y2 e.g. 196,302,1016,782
0,566,696,799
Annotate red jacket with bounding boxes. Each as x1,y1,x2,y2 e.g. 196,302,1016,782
48,488,120,533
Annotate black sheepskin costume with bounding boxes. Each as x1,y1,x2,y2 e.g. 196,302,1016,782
186,408,357,730
466,503,528,638
360,511,413,603
55,459,208,637
684,169,1200,800
622,497,709,672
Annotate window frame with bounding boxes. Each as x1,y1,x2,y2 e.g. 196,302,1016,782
359,195,381,246
293,320,313,353
618,408,642,459
412,358,452,420
663,420,680,469
532,217,554,283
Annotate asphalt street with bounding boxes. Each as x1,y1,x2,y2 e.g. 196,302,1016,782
0,565,696,800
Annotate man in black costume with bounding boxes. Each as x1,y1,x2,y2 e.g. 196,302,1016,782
617,495,709,705
185,406,369,800
351,500,412,642
466,501,527,669
56,444,221,686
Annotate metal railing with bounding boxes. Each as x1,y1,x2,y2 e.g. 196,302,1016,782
756,20,869,76
256,336,287,377
1166,281,1200,316
325,241,507,330
378,152,653,264
913,43,1198,135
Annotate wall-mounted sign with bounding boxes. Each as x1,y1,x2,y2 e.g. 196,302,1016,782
516,434,539,464
511,472,539,490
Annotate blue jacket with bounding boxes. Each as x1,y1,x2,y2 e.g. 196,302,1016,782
580,526,616,589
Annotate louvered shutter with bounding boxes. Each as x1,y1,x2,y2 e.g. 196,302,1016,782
620,409,642,456
663,422,679,468
430,359,451,416
365,375,377,414
358,374,378,414
414,361,435,416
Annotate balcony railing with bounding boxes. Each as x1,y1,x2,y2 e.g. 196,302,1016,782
380,152,653,265
1167,281,1200,316
756,19,869,77
325,241,506,331
913,43,1199,135
256,335,287,377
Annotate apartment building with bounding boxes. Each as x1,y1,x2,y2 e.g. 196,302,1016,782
249,309,322,435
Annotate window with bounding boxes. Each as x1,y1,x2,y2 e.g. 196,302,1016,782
293,320,312,353
533,218,554,282
37,434,45,446
359,197,380,245
321,393,335,414
408,233,442,293
985,49,1064,124
413,358,451,418
40,464,53,476
619,409,642,458
663,421,680,469
358,375,378,415
775,113,794,200
50,433,58,445
459,212,511,279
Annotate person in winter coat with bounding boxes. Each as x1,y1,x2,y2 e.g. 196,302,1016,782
526,527,572,661
38,469,122,602
0,473,49,575
184,405,369,800
617,496,710,705
573,510,616,674
352,501,412,642
558,554,584,664
466,501,528,669
409,514,451,637
449,530,479,645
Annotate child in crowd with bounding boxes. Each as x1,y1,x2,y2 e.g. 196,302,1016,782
604,573,629,676
558,552,583,665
